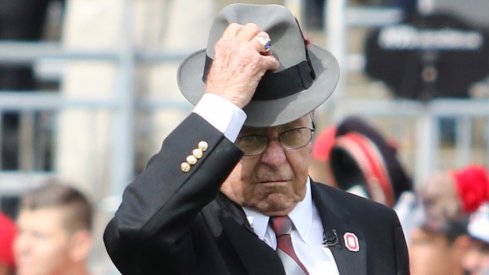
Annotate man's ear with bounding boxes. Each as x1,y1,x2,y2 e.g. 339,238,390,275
69,230,93,262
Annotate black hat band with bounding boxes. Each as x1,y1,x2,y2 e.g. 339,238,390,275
202,55,316,101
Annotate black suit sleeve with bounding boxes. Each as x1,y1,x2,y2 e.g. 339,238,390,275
103,113,243,274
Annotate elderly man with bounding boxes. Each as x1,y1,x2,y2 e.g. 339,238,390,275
104,4,409,275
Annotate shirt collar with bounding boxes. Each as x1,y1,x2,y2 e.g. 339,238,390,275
243,177,314,242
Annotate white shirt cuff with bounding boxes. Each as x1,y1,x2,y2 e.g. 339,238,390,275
192,93,247,142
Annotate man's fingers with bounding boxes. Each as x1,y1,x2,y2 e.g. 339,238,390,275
262,55,280,71
237,23,261,41
221,23,243,39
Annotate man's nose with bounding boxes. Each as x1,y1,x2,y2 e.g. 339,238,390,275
260,139,287,165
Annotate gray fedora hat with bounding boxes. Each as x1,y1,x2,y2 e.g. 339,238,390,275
177,3,340,127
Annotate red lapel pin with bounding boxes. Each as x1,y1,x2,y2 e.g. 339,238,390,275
343,232,359,252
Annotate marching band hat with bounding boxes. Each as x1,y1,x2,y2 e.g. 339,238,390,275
329,116,413,207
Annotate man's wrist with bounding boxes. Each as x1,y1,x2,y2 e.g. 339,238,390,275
193,93,247,141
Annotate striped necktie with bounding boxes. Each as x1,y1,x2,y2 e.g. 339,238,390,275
270,216,309,275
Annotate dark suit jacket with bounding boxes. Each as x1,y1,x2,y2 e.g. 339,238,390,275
104,113,410,275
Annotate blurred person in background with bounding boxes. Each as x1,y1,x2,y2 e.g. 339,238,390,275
312,115,413,208
409,218,470,275
417,164,489,232
396,164,489,244
14,178,93,275
406,164,489,274
0,212,16,275
312,116,420,243
463,203,489,275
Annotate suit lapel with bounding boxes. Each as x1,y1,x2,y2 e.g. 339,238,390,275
311,182,367,275
222,216,285,275
216,194,285,275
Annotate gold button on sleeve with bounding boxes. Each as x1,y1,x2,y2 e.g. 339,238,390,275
198,141,208,151
181,162,191,172
186,155,197,165
193,148,203,159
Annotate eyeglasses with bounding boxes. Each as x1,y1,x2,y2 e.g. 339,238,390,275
236,127,315,156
